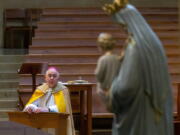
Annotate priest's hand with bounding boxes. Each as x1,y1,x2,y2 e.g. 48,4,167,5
34,107,49,113
24,106,34,114
23,104,38,114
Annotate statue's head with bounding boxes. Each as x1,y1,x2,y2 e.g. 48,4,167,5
97,32,116,51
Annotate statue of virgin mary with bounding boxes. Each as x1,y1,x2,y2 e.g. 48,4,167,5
102,1,174,135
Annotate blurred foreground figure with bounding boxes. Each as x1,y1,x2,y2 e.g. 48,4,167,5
95,32,123,111
102,0,174,135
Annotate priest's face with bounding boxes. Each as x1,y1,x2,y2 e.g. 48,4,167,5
45,68,60,88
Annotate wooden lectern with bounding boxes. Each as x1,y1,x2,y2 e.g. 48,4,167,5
8,112,69,135
18,62,48,92
18,83,94,135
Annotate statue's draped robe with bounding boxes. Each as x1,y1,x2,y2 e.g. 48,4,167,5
110,4,174,135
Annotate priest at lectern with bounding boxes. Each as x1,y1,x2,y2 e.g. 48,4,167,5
23,67,75,135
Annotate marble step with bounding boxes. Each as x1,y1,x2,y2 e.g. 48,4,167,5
0,98,18,108
0,80,19,89
0,55,25,63
0,117,9,121
0,63,22,72
0,72,19,79
0,89,18,98
0,108,17,118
